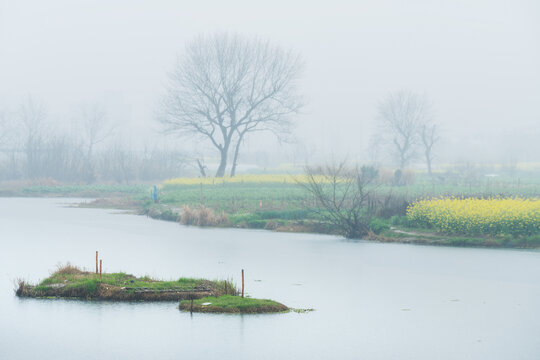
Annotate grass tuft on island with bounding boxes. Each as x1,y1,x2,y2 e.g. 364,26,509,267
179,295,289,314
16,263,237,301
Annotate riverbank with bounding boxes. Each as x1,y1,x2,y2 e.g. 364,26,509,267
2,182,540,249
380,226,540,248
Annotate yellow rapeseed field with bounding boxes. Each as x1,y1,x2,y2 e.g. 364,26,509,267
163,174,318,185
407,197,540,236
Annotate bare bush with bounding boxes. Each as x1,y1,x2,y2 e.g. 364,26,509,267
299,161,378,239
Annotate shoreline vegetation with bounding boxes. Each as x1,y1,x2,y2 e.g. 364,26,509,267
16,264,235,301
2,175,540,249
16,264,288,313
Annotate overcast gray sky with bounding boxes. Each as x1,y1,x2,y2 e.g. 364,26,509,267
1,0,539,166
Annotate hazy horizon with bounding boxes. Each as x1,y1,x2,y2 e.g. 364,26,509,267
1,0,539,170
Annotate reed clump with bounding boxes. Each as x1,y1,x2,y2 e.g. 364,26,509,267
53,262,84,275
179,205,229,226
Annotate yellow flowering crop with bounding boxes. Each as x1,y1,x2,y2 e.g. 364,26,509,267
407,197,540,236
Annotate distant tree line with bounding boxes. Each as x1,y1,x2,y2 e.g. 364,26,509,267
0,97,186,183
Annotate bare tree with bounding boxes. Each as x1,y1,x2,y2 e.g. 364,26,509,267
78,103,114,182
196,158,207,177
299,161,378,238
0,110,8,147
159,33,303,177
79,103,113,160
18,97,47,179
420,122,439,178
377,91,430,170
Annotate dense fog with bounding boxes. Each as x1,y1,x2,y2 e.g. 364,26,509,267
1,0,539,179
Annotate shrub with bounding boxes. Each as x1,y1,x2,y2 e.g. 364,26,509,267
246,220,267,229
264,220,283,230
369,218,390,235
390,215,409,227
257,209,311,220
160,209,179,221
375,192,410,218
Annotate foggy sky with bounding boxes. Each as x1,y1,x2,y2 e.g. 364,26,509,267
1,0,539,166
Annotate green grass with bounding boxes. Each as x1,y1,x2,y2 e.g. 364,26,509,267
18,265,238,301
161,182,310,213
382,226,540,248
179,295,288,313
36,271,235,293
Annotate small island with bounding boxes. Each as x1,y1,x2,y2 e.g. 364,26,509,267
15,263,288,314
179,295,288,314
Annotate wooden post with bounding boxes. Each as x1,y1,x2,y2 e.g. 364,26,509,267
99,259,102,281
95,251,98,274
190,299,193,313
241,269,244,298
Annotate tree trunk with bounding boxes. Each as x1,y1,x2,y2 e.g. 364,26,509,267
399,155,406,172
215,145,229,177
229,132,245,177
425,151,432,178
196,159,207,177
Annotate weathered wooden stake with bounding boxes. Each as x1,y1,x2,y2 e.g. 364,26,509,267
241,269,245,298
95,251,98,274
99,259,102,281
190,299,193,313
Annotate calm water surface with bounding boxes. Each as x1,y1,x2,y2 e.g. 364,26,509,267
1,198,540,359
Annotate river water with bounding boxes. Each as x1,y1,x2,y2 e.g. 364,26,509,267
1,198,540,359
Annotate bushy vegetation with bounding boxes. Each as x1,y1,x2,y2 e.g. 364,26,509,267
407,197,540,236
369,218,390,235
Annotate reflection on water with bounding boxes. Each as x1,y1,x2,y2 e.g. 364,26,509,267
1,198,540,359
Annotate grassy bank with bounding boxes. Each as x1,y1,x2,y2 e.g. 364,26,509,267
3,177,540,248
16,264,236,301
179,295,289,313
379,222,540,248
